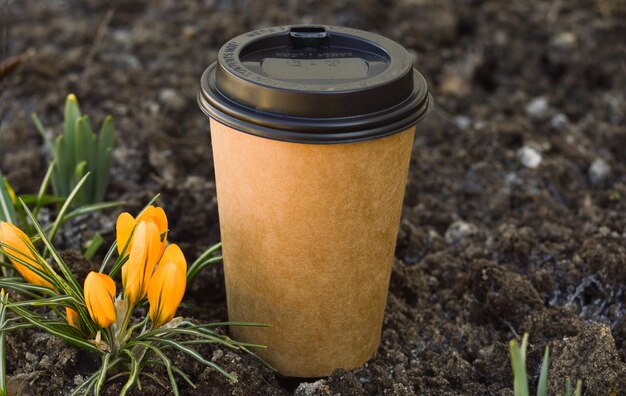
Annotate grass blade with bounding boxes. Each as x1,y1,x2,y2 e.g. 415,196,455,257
537,345,549,396
53,135,68,197
33,161,56,218
56,201,125,226
120,350,139,396
31,112,54,152
187,256,223,283
133,341,180,395
573,379,582,396
45,172,90,245
510,335,529,396
70,370,99,396
95,116,115,203
83,233,104,260
99,241,118,273
147,337,237,382
0,172,16,224
95,353,111,396
8,304,98,352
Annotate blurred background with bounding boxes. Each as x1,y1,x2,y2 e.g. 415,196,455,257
1,0,626,394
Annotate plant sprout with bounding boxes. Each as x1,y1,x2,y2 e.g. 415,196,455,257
0,195,268,395
32,94,115,206
510,333,582,396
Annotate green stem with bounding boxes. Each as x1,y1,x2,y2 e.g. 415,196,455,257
116,301,135,350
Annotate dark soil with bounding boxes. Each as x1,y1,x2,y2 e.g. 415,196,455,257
1,0,625,395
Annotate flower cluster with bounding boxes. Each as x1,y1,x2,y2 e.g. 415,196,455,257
0,205,186,340
84,206,187,332
0,200,248,395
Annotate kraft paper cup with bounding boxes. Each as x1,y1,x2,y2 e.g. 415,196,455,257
198,25,432,377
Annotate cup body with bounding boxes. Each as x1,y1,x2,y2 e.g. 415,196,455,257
210,119,415,377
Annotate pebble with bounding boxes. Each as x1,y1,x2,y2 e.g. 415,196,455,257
518,146,543,168
294,379,331,396
159,88,186,111
525,96,549,118
445,220,477,243
454,115,471,130
550,113,569,130
551,31,577,49
589,158,611,185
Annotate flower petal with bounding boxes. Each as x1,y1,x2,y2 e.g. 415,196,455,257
116,212,135,255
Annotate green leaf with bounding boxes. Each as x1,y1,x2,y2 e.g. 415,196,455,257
33,161,57,219
83,233,104,260
95,353,111,396
187,241,222,283
537,345,549,396
57,201,125,226
132,341,180,395
120,350,140,396
8,304,98,352
0,278,54,298
64,95,81,185
52,135,68,197
573,379,582,396
510,334,529,396
46,173,90,245
70,370,99,396
31,112,54,152
95,116,115,203
20,194,65,206
0,172,16,224
146,337,237,382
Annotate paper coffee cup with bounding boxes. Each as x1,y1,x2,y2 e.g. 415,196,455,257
198,25,432,377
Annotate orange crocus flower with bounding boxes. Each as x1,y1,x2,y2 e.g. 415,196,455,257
116,206,168,256
0,222,54,289
147,244,187,328
84,271,116,329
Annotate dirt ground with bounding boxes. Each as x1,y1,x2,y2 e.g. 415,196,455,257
1,0,626,395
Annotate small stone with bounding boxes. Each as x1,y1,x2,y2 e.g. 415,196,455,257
551,32,577,49
518,146,543,168
588,158,611,185
159,88,186,111
550,113,569,130
454,115,471,130
294,379,331,396
525,96,549,118
25,352,38,363
445,220,477,243
211,348,224,362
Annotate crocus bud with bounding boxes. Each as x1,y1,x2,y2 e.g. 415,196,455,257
66,307,79,328
0,222,54,289
84,272,116,329
121,221,162,305
116,206,168,256
147,244,186,328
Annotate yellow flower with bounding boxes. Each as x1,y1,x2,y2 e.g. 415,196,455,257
147,244,187,328
116,206,168,256
0,222,54,289
84,272,116,329
121,220,163,305
66,307,79,328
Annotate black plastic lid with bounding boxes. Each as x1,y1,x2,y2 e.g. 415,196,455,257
198,25,432,144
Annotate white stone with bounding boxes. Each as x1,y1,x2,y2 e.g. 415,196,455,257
518,146,542,168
